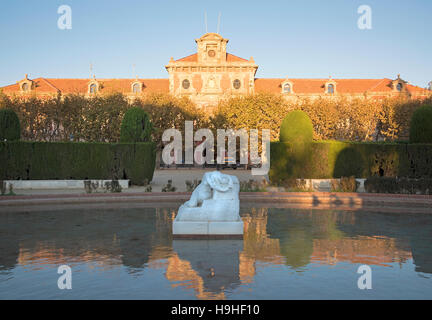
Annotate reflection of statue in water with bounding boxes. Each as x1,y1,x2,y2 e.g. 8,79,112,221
173,171,243,237
170,240,243,298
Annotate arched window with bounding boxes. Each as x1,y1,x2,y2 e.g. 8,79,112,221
327,84,334,94
89,83,97,94
396,83,403,91
182,79,190,89
21,83,29,92
132,83,141,94
233,79,241,90
283,83,291,93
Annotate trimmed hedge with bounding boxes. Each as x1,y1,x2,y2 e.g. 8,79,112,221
120,107,152,143
0,109,20,141
269,141,432,182
365,177,432,195
0,141,156,185
279,110,313,144
410,105,432,143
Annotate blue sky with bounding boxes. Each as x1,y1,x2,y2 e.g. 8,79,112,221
0,0,431,87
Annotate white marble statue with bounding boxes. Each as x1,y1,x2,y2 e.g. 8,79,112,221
173,171,243,236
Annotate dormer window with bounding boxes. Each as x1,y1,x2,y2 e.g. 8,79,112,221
87,80,101,95
396,83,403,92
89,83,97,94
19,74,33,93
132,82,142,94
325,78,337,95
281,80,294,94
392,74,407,92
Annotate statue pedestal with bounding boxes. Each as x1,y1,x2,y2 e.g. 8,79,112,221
173,221,244,238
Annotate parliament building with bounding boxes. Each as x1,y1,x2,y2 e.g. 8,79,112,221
1,33,430,112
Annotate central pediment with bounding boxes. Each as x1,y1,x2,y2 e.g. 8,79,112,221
195,32,228,43
167,33,256,67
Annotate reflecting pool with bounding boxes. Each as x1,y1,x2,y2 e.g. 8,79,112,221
0,206,431,299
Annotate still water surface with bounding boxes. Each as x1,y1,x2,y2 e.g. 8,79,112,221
0,206,431,299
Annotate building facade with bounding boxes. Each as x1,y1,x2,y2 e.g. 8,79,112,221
1,33,430,112
165,33,258,109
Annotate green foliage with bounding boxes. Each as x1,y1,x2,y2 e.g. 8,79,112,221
239,179,268,192
364,177,432,195
273,178,313,192
215,94,432,142
3,92,432,147
331,177,359,192
1,92,206,148
269,141,432,182
185,179,201,192
7,184,15,196
213,93,291,142
120,107,153,143
279,110,313,143
0,141,156,185
0,181,5,195
409,105,432,143
162,180,176,192
0,109,20,141
138,93,208,149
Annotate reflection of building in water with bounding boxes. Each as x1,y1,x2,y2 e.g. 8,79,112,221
311,236,412,266
7,208,175,272
3,207,431,300
17,246,123,271
240,208,283,283
266,209,413,269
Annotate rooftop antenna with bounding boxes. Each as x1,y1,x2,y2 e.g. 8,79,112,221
204,11,208,33
89,62,93,78
217,12,221,34
132,64,137,79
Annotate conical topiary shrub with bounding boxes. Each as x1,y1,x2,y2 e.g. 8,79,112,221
0,108,20,141
410,105,432,143
120,107,153,143
279,110,313,144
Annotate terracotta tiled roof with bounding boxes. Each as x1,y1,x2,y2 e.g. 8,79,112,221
175,53,249,63
226,53,249,62
406,83,427,93
254,78,428,95
1,82,21,92
175,53,198,62
1,77,427,96
95,79,169,94
1,78,169,94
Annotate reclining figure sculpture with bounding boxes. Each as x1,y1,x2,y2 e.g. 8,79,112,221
173,171,243,237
